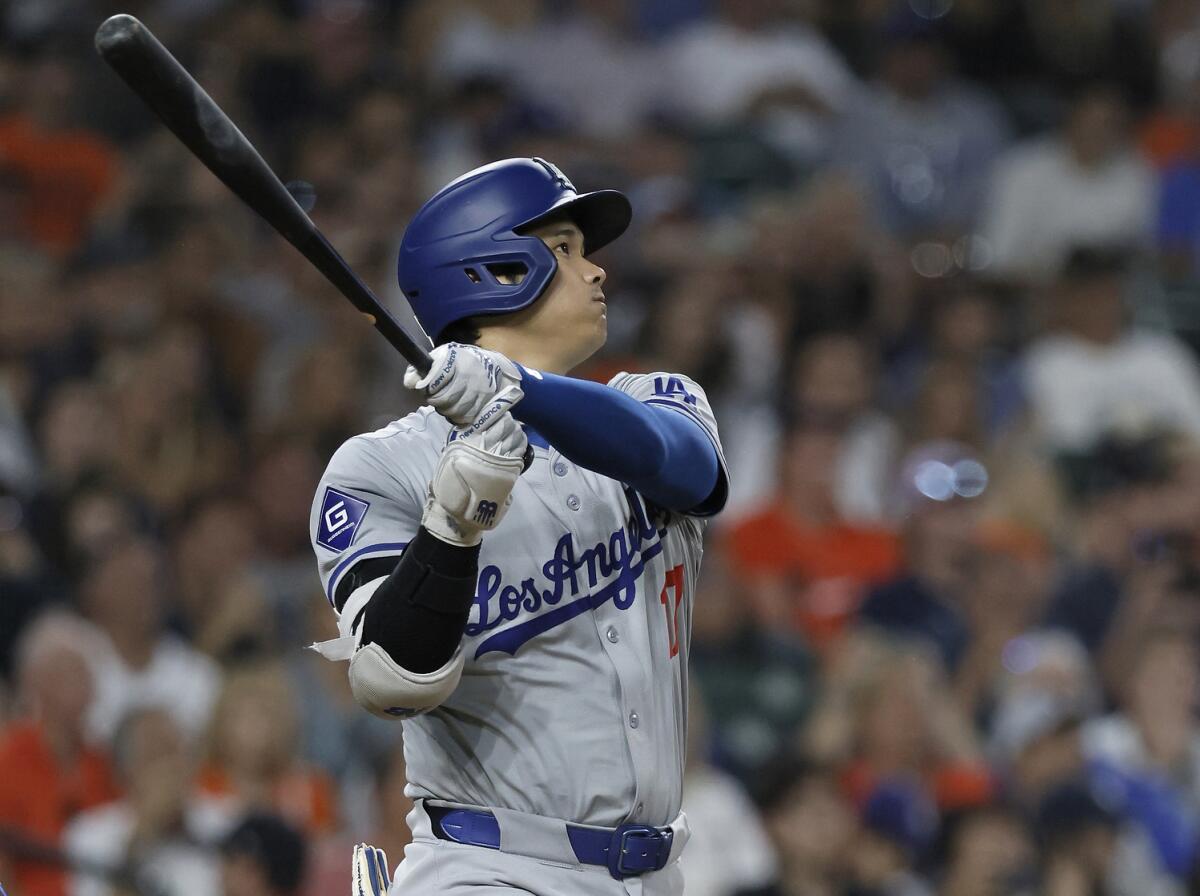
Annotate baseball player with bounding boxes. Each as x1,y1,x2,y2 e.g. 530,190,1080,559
309,158,728,895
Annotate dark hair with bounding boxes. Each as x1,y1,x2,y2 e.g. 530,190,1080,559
1059,245,1134,283
436,317,482,346
1034,781,1118,849
222,813,307,895
747,753,827,814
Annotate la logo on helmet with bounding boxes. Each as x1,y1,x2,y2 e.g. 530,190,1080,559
533,157,575,193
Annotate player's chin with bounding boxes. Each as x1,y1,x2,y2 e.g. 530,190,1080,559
575,315,607,360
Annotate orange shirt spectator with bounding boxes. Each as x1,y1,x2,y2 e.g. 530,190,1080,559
0,613,119,896
200,664,338,838
726,422,900,645
729,503,899,581
195,764,337,837
839,759,994,814
0,116,117,255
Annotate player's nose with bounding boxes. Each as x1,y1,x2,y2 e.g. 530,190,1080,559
585,259,606,286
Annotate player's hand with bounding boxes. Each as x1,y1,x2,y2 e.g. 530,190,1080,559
423,410,527,547
404,343,523,429
352,843,391,895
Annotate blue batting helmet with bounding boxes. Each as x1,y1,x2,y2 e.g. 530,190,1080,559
397,158,632,343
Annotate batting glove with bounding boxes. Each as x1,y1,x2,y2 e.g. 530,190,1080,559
404,343,524,429
352,843,390,895
423,409,527,547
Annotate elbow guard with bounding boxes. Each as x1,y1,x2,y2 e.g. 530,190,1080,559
341,526,480,718
348,640,465,719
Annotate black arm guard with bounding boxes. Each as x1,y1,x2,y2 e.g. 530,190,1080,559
355,526,480,674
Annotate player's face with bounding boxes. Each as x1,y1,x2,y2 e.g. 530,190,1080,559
507,221,608,371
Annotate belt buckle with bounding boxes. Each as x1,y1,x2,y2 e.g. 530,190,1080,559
607,823,673,880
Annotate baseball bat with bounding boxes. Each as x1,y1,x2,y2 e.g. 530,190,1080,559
94,13,433,376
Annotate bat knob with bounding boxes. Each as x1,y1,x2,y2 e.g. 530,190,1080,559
95,14,144,57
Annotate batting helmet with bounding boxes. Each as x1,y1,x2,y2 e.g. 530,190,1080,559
397,158,632,343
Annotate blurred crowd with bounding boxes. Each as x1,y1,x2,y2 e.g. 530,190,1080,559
5,0,1200,894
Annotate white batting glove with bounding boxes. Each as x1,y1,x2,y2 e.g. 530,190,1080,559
403,343,524,429
352,843,390,895
422,410,527,547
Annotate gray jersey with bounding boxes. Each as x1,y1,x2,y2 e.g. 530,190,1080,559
310,372,726,828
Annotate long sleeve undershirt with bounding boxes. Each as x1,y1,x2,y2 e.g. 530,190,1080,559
510,370,722,513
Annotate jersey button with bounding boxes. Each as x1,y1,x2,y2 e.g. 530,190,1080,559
606,627,619,643
553,461,568,476
566,494,580,510
628,711,639,729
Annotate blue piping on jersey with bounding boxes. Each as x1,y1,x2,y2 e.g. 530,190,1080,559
325,541,409,605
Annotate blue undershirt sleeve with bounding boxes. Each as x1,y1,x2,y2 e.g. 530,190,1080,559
509,370,723,514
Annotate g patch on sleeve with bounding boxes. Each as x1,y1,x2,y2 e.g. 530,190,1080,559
317,487,370,552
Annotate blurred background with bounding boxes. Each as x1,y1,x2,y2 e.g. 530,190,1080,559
5,0,1200,894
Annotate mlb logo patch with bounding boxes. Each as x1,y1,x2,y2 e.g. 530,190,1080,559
317,487,369,552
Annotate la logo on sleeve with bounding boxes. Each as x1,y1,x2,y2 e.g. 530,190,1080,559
317,487,370,552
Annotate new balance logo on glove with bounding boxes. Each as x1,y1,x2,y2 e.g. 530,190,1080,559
474,500,498,525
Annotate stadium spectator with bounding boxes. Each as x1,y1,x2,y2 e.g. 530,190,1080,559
857,442,989,672
807,638,992,814
831,6,1009,239
1083,629,1200,881
950,524,1055,720
1022,247,1200,453
741,756,858,896
64,707,234,896
726,417,900,646
1035,782,1122,896
690,542,817,780
846,779,937,896
680,692,778,896
660,0,853,167
987,632,1097,810
980,86,1155,282
219,813,307,896
198,664,337,838
786,332,900,524
0,54,119,256
0,611,118,896
78,536,219,744
171,495,273,664
0,486,57,681
935,805,1036,896
887,280,1025,442
484,0,658,140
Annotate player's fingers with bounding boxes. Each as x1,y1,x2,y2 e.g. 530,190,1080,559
417,344,457,393
365,844,389,894
497,418,528,458
352,843,367,895
369,846,391,892
455,386,523,438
